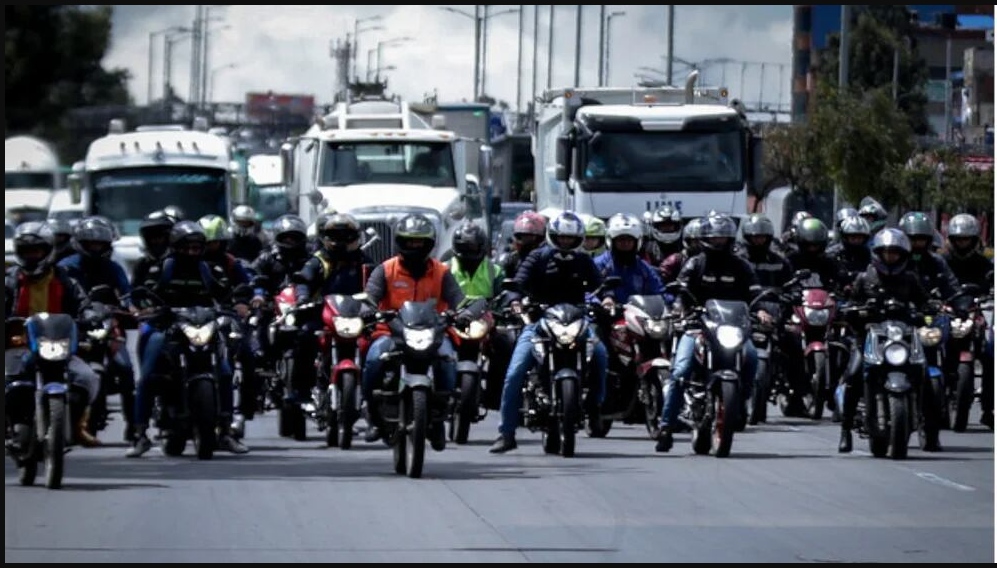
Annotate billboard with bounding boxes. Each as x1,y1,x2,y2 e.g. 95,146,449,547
245,92,315,122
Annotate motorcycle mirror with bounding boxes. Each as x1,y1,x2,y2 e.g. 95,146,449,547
501,278,521,293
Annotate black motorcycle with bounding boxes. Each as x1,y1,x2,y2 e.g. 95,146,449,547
78,285,135,440
942,284,986,433
5,314,78,489
371,300,454,479
667,283,752,458
450,298,493,445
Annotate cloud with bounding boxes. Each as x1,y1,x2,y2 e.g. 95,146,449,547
104,5,793,110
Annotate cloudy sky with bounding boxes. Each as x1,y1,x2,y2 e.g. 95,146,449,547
106,5,793,111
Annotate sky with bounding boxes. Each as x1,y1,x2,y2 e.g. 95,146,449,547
105,5,794,112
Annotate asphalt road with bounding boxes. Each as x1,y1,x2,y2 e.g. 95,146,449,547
5,399,994,563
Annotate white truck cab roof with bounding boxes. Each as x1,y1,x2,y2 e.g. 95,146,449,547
5,136,59,172
85,129,231,172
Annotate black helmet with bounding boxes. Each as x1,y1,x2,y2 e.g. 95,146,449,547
871,228,911,277
452,221,488,263
15,222,56,277
273,215,308,256
74,216,116,261
796,218,829,251
700,214,737,254
741,214,775,252
170,221,207,259
946,214,981,259
394,214,437,263
321,214,362,254
46,217,73,258
140,210,176,260
162,206,185,223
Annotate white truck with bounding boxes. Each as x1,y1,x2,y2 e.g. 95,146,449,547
68,119,243,274
282,98,494,263
5,136,61,224
534,72,763,220
246,154,292,230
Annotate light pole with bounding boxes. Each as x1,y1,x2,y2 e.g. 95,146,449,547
605,11,626,87
598,5,606,86
375,37,413,83
573,5,583,88
164,28,193,104
201,6,229,108
440,6,515,100
148,26,188,105
481,6,518,98
547,5,555,90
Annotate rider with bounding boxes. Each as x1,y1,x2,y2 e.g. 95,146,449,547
229,205,268,263
447,221,504,301
581,215,608,258
643,205,684,267
498,211,547,278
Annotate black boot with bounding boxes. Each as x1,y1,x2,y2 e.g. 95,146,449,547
489,434,517,454
838,426,853,454
655,428,673,453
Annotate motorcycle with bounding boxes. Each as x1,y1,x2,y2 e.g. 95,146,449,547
666,282,752,458
318,293,372,450
598,294,673,439
943,283,986,432
370,300,455,478
784,272,843,421
5,314,78,489
450,298,493,445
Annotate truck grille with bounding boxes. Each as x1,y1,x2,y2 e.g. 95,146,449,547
360,221,394,265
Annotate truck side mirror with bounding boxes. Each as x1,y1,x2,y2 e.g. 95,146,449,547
465,174,480,196
280,142,295,186
490,196,502,216
748,134,764,197
555,133,572,183
68,161,85,205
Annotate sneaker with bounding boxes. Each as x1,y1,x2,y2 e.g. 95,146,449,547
430,423,446,452
489,434,517,454
126,434,153,459
655,429,673,453
838,429,853,454
218,434,249,455
231,415,247,440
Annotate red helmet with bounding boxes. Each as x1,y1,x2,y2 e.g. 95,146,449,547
513,211,546,237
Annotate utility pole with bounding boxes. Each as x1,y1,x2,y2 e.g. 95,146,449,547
666,6,675,85
532,5,540,104
474,5,482,99
573,5,582,88
190,6,204,107
517,5,525,112
482,5,490,98
835,4,851,215
598,5,606,86
547,5,555,90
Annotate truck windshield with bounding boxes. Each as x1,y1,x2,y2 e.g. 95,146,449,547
583,131,744,192
5,173,55,190
249,184,291,228
91,167,227,236
320,142,456,188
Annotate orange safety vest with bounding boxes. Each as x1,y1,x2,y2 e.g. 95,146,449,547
380,257,450,313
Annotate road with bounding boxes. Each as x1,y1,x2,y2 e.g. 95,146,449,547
5,400,994,563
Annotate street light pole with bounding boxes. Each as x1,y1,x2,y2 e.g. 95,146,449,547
598,5,606,86
605,11,626,87
517,5,524,113
532,5,539,103
667,5,675,85
547,5,555,90
353,15,383,82
573,5,582,88
148,27,187,106
164,29,192,104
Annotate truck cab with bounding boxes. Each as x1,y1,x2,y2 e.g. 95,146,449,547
5,136,61,225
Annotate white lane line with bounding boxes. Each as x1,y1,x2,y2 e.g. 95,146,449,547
904,470,976,492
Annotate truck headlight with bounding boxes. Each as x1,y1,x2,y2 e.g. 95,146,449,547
38,340,71,362
884,343,909,366
716,325,744,349
404,328,436,351
182,323,217,347
334,317,363,339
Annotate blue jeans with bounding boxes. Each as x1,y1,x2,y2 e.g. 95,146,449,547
498,323,609,436
362,335,458,404
660,333,757,429
135,326,233,428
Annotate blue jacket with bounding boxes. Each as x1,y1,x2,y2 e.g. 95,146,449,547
58,254,132,307
593,251,665,304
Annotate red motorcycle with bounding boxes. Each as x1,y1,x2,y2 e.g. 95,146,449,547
787,280,841,420
318,294,371,449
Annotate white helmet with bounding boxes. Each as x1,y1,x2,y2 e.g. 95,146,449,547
547,211,586,253
606,213,644,250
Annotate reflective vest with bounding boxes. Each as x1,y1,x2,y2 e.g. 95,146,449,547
448,258,498,300
380,257,449,312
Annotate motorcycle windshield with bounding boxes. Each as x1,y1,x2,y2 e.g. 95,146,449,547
326,294,363,317
27,313,77,341
176,307,217,326
545,304,586,325
399,300,442,330
704,300,750,331
627,295,668,319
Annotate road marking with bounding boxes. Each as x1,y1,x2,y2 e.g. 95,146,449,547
909,471,975,492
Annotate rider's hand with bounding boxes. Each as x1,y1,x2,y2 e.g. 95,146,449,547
511,301,523,315
757,310,774,325
601,297,616,312
251,296,265,310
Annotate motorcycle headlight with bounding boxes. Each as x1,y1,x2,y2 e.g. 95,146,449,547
277,302,293,317
645,319,668,339
917,327,942,347
456,319,490,341
38,339,71,362
549,320,584,346
803,307,830,326
884,342,909,366
886,325,904,342
334,317,363,339
182,323,217,347
404,328,436,351
716,325,744,349
951,318,973,339
87,328,110,342
285,314,297,328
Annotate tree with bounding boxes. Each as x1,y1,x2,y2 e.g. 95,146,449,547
5,6,132,160
762,122,831,198
817,7,929,135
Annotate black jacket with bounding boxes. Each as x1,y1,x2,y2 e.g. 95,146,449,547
6,266,88,319
826,243,872,292
738,247,793,289
943,251,993,291
908,252,960,301
296,249,372,302
514,245,603,306
677,251,759,305
252,248,309,297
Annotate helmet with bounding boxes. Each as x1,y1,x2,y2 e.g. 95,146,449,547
14,222,55,277
198,215,231,244
947,214,981,259
741,214,775,251
649,205,683,244
272,215,308,256
581,215,607,257
321,214,362,255
231,205,260,238
452,221,488,263
700,214,737,253
73,217,116,261
394,214,437,263
796,218,829,251
683,217,705,252
170,221,207,259
835,207,859,229
858,197,888,232
839,215,871,250
512,211,546,253
899,212,933,238
140,210,176,260
791,211,813,231
162,206,185,223
46,217,73,258
547,211,586,253
606,213,644,252
871,228,911,276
